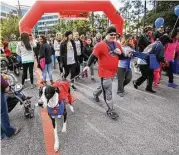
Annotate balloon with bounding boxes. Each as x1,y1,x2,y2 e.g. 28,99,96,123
155,17,164,28
174,5,179,16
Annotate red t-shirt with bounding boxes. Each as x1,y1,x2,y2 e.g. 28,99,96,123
93,40,122,78
4,47,12,57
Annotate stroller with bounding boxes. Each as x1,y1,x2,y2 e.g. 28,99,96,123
6,83,35,118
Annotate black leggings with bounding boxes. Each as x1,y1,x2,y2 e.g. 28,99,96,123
22,62,34,85
166,61,173,83
56,56,63,73
64,63,76,83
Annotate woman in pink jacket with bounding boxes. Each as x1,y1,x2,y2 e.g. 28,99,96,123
164,29,179,88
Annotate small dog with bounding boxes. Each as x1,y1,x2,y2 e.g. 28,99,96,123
38,82,74,152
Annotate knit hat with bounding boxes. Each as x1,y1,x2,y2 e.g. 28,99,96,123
106,25,116,34
65,31,73,37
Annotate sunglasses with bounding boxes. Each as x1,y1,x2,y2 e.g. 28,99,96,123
109,33,117,36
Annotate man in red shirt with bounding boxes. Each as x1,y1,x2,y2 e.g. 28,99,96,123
83,25,122,119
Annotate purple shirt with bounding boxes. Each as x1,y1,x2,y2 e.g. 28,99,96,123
1,75,9,93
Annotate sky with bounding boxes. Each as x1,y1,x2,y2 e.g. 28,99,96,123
2,0,121,10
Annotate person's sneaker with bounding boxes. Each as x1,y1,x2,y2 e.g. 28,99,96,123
132,81,138,89
145,88,156,93
22,85,25,89
91,78,96,82
153,83,160,88
31,84,34,89
71,85,77,91
93,93,100,102
168,83,178,88
118,92,124,97
8,127,21,138
106,109,119,120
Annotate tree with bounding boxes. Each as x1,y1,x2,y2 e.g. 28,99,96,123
0,14,21,41
142,1,179,29
52,13,108,36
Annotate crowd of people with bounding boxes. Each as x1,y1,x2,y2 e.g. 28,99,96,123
1,25,179,139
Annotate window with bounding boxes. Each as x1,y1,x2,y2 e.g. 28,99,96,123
1,12,6,17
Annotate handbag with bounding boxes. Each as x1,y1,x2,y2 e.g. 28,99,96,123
39,45,47,70
149,42,160,69
149,54,160,69
40,57,46,70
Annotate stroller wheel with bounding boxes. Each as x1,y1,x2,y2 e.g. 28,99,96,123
29,105,35,118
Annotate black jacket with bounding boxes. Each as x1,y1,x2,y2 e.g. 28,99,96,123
60,40,78,66
82,44,93,61
138,34,151,52
39,42,52,64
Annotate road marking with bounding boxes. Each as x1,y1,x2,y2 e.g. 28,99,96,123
35,61,60,155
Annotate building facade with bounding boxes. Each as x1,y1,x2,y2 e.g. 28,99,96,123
35,13,59,34
0,2,59,35
0,1,18,19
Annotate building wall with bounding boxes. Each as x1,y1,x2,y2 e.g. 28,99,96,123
0,2,18,19
0,2,59,35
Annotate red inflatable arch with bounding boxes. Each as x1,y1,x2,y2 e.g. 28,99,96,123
19,0,124,34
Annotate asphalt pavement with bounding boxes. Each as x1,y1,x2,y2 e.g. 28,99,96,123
1,64,179,155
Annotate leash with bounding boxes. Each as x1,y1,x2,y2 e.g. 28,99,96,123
57,70,86,84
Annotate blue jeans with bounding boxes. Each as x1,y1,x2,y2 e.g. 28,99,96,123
42,63,53,81
1,92,15,138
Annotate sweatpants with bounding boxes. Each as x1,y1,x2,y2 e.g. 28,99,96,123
117,68,132,93
93,78,113,110
56,56,63,73
64,63,76,83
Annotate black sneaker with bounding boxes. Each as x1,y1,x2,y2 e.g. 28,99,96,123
133,81,138,89
93,93,100,102
106,109,119,120
71,85,77,91
145,88,156,93
91,78,96,82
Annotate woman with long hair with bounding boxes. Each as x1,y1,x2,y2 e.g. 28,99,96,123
39,35,53,85
16,32,36,88
60,31,78,90
82,38,95,81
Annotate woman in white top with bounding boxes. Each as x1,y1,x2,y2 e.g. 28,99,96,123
54,32,63,73
16,33,36,88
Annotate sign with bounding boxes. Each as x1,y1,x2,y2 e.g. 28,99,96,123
59,11,89,19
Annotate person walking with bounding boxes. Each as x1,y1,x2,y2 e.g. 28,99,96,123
16,32,36,89
60,31,78,91
54,32,63,73
39,35,53,85
133,34,173,93
73,32,84,77
83,25,123,120
164,29,179,88
117,35,134,97
82,38,95,81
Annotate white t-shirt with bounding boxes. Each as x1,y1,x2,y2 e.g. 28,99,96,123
54,40,61,56
75,40,81,56
67,42,75,65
